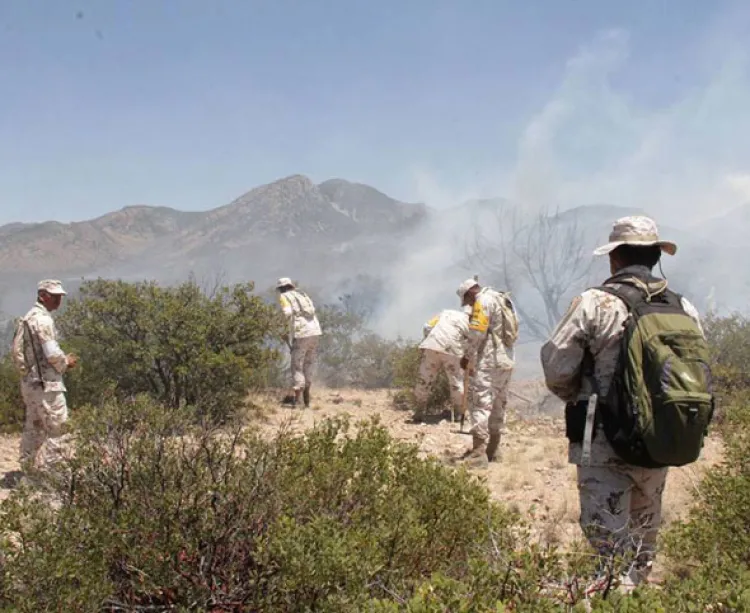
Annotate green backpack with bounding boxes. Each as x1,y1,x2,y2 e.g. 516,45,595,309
596,274,715,468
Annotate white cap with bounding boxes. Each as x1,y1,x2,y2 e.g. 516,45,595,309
456,278,479,299
276,277,295,289
37,279,67,295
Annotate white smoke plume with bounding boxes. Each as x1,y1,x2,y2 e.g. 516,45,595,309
373,18,750,376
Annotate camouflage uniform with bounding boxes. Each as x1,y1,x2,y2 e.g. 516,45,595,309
278,284,322,391
414,309,470,416
466,288,518,444
11,294,71,471
540,216,702,587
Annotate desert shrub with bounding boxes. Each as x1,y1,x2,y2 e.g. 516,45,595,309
391,343,453,415
316,301,368,387
0,317,14,356
652,391,750,610
58,278,283,423
702,312,750,402
0,354,23,434
0,396,540,611
316,300,418,389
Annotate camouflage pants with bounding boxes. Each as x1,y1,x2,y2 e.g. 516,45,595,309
290,336,319,390
414,350,464,414
577,464,668,583
19,383,69,471
469,364,512,442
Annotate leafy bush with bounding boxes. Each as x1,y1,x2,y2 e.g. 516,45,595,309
58,278,283,423
0,397,536,611
0,354,23,434
316,300,417,390
316,301,367,387
391,344,453,415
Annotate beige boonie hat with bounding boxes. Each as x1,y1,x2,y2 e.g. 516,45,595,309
456,278,479,299
276,277,295,289
37,279,67,295
593,216,677,256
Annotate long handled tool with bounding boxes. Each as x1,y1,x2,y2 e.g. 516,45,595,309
458,367,471,433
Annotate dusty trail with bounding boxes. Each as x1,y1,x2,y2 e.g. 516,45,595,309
252,380,723,549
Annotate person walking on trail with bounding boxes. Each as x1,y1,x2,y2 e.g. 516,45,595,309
455,278,519,469
540,216,713,592
11,280,78,473
412,307,471,423
276,277,322,408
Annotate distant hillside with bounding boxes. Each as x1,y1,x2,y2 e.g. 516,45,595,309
0,175,429,313
1,176,746,328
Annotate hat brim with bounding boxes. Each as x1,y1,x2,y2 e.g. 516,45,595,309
593,240,677,257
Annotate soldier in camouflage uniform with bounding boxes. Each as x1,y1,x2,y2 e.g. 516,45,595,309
456,279,520,469
540,216,703,590
412,308,471,422
11,280,78,473
276,277,322,408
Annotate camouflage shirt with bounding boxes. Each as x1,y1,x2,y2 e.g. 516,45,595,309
279,290,322,340
540,270,703,465
466,287,518,370
11,301,69,392
420,309,470,357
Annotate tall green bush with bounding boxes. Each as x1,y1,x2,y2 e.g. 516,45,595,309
0,354,23,434
58,278,283,423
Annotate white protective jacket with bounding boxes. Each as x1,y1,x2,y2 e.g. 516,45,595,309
419,309,471,357
279,289,322,340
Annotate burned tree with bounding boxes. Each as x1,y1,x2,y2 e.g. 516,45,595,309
470,204,595,342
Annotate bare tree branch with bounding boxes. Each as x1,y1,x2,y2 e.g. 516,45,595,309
468,204,594,342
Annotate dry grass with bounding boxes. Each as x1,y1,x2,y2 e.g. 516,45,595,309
0,381,725,550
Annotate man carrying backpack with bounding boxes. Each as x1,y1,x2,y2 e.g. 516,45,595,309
540,216,713,591
455,278,520,469
276,277,322,408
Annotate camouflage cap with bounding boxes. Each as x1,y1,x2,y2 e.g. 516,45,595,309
276,277,295,289
37,279,67,295
456,278,479,299
593,216,677,256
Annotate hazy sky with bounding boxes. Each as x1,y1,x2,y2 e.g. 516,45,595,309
2,0,750,225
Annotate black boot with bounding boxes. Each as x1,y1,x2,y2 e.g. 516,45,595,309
486,431,501,462
303,386,311,408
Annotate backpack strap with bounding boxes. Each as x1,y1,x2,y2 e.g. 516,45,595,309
595,274,683,318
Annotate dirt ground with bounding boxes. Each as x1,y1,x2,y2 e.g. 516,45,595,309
0,379,723,555
250,379,724,551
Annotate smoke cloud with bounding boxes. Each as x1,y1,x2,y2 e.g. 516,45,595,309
373,21,750,376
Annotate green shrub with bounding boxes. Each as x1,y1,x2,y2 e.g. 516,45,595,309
316,301,419,390
391,344,452,415
58,278,283,423
0,354,23,434
0,397,532,611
